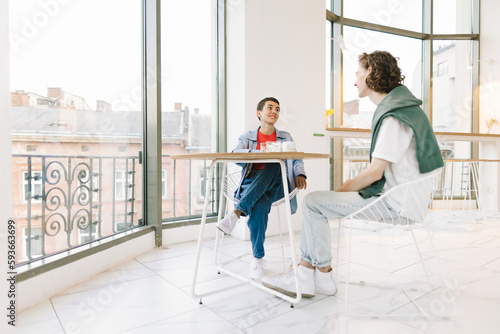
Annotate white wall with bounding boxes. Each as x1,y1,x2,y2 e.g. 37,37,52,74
1,1,15,333
480,0,500,134
479,0,500,208
227,0,330,232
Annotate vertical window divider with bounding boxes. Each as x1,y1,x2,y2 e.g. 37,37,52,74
143,0,163,247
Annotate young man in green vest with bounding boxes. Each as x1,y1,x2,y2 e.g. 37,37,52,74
262,51,443,298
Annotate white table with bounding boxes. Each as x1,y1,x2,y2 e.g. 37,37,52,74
170,152,330,307
326,127,500,208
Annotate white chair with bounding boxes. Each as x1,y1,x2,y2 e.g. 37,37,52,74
215,171,300,273
441,159,499,223
337,169,457,319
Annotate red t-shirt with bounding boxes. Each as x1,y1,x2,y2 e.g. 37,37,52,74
253,130,277,170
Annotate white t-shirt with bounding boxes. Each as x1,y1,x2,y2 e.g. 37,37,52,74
372,117,433,217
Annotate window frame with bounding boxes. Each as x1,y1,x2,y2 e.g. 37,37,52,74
326,0,480,189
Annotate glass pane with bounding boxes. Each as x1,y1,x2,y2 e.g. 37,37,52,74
341,27,422,128
433,0,472,34
432,40,473,159
326,20,332,127
10,0,143,265
326,0,332,12
432,40,473,133
161,0,217,220
344,0,422,32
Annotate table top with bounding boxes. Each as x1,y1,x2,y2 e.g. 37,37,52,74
169,152,330,160
326,127,500,141
445,159,500,162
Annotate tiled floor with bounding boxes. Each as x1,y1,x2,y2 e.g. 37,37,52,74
18,211,500,334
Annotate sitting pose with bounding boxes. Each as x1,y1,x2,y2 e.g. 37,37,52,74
215,97,307,279
262,51,443,297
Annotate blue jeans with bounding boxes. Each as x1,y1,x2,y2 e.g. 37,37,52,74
300,191,394,267
235,163,288,259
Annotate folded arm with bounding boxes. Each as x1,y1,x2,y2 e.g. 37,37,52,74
336,157,388,192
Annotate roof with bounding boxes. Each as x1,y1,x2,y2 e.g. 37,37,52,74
11,106,211,148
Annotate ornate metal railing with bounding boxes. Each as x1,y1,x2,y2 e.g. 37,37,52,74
14,154,141,265
14,154,218,265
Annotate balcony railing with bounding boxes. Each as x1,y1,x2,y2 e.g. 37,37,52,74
13,153,218,266
13,154,142,265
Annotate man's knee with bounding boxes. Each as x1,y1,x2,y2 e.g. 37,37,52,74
303,191,322,209
263,162,281,173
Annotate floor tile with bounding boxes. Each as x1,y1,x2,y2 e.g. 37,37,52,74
17,299,64,334
59,259,155,296
121,307,239,334
51,275,200,334
396,291,500,334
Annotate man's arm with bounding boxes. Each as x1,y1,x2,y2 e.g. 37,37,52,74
336,157,389,192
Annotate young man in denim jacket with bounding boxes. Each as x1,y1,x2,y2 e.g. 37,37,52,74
216,97,307,279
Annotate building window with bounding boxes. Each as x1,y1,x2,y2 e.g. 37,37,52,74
23,171,42,203
78,223,97,244
199,167,209,200
437,60,449,77
162,169,168,199
115,170,133,200
22,227,42,260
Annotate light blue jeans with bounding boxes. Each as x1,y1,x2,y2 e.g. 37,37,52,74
300,191,394,267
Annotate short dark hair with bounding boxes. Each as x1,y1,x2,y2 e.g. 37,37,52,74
256,97,279,120
358,51,405,93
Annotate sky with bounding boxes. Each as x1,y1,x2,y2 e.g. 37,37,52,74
9,0,213,114
10,0,466,115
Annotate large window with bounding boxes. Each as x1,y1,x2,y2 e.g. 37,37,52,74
343,0,422,32
327,0,479,185
10,0,143,264
341,27,422,128
160,0,218,221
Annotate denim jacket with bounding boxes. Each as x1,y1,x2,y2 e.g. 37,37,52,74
232,127,306,214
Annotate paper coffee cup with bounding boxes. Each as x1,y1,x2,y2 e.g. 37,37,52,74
282,141,296,152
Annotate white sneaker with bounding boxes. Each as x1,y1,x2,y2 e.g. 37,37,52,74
315,269,337,295
215,211,239,234
250,258,266,280
261,265,315,298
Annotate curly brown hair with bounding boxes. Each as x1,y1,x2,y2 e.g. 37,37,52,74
358,51,405,93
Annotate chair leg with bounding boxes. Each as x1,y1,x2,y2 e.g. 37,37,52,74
335,219,343,279
408,223,432,289
344,218,355,317
276,206,287,272
423,222,457,318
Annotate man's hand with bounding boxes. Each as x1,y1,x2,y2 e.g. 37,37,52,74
336,179,353,192
295,175,307,189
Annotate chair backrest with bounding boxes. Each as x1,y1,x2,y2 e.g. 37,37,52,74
224,172,242,203
347,169,441,225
